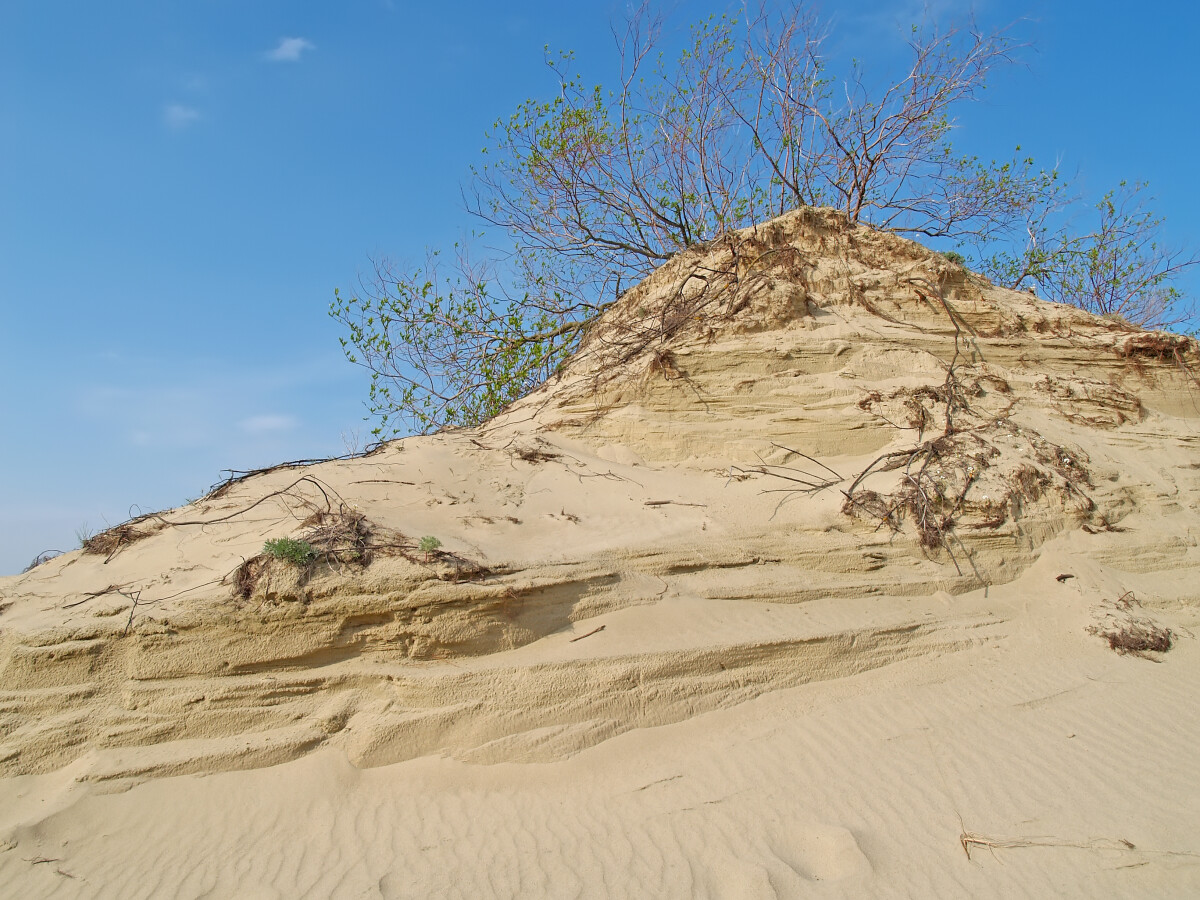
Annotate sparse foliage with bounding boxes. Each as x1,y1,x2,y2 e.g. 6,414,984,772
333,250,586,434
977,181,1197,330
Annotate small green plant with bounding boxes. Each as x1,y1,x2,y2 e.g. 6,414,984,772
418,535,442,561
263,537,318,566
942,250,967,267
75,523,96,549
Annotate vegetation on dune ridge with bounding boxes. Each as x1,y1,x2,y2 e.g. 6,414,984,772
332,2,1197,436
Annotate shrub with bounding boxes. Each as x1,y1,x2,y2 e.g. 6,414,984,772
418,535,442,561
262,537,318,567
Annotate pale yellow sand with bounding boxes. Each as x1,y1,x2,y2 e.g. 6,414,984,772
2,209,1198,897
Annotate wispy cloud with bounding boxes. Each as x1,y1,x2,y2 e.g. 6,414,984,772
266,37,315,62
239,414,299,435
163,102,201,130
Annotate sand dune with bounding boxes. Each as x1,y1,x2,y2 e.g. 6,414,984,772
2,208,1198,897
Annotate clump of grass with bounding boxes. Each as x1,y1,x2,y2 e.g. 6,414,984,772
418,535,442,561
82,521,165,560
262,537,318,566
942,250,967,267
75,523,95,549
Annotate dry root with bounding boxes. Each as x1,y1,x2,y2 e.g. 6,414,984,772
1121,332,1197,364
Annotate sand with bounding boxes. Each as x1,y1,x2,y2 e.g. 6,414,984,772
2,208,1198,897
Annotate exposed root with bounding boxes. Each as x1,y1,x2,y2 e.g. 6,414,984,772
204,444,389,501
841,274,1095,564
1119,331,1200,390
232,556,270,601
78,459,384,565
514,441,562,463
1121,331,1197,364
568,220,831,400
1035,375,1144,428
645,348,683,380
22,550,64,573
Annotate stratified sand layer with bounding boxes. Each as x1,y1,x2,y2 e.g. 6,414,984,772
2,209,1198,897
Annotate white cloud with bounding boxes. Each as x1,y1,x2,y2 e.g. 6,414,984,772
163,102,201,130
239,414,299,435
266,37,315,62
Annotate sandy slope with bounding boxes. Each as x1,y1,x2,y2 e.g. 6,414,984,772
2,209,1198,897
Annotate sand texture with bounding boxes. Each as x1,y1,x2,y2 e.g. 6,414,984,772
2,209,1199,897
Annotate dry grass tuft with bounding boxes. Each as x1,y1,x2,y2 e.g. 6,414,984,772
1093,620,1173,655
1088,591,1173,657
81,518,166,562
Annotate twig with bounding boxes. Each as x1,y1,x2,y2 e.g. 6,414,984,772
121,589,145,636
569,624,607,642
769,443,843,481
62,583,127,609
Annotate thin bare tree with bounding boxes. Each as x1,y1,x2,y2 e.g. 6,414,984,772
333,2,1193,435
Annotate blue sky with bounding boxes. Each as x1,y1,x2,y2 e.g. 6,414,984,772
2,0,1197,574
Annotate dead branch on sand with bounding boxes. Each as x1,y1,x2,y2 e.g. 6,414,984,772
960,830,1199,862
